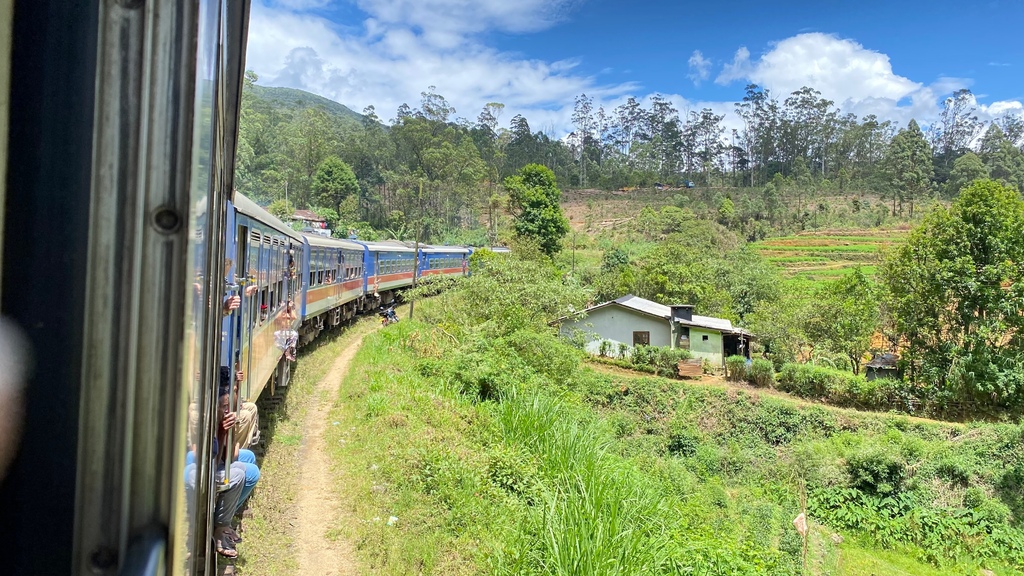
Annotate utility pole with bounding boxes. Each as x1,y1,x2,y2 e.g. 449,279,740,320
408,180,422,320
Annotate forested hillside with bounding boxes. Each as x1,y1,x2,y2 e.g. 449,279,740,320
236,66,1024,575
234,73,1024,245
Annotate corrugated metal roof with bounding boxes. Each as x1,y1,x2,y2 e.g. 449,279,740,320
613,294,671,319
691,314,733,331
604,295,737,332
293,209,325,222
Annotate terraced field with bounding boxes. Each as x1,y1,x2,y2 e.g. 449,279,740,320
756,228,909,290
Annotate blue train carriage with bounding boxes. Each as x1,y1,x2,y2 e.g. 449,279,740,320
418,245,472,279
355,240,417,305
227,192,306,402
299,233,367,344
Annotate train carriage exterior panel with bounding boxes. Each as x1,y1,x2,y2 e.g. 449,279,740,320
303,235,366,319
355,240,417,298
228,193,305,401
419,245,471,280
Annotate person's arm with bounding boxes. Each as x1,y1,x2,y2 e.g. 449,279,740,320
222,295,240,316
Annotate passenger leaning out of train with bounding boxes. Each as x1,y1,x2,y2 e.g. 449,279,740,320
186,369,261,545
184,382,247,558
275,301,298,361
222,284,259,317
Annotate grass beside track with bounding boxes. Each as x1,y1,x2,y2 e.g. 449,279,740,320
316,319,1022,576
234,318,377,576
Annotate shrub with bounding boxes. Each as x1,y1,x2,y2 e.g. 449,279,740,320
667,424,702,457
846,445,906,496
630,345,656,370
775,363,897,410
747,358,775,388
629,345,691,378
653,347,691,378
598,340,612,357
725,355,748,382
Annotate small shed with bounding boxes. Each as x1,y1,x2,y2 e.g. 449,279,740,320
865,353,901,381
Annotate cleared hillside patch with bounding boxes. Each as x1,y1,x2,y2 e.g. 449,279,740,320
756,229,907,290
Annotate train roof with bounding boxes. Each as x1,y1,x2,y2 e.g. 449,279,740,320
419,245,471,254
302,233,365,251
351,240,415,253
232,192,304,242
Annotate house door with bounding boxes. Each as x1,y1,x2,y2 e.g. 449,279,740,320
633,331,650,346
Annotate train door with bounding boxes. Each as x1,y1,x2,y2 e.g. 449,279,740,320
245,229,261,400
373,252,380,295
232,222,250,395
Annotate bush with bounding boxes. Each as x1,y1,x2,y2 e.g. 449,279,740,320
725,355,748,382
776,363,899,410
667,424,702,457
653,347,692,378
630,345,691,378
747,358,776,388
846,445,906,496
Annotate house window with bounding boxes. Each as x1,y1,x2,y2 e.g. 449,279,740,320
633,331,650,346
702,335,709,341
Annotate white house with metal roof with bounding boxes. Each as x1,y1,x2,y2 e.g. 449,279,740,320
559,294,753,367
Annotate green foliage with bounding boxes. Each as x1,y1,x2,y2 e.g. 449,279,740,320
629,345,691,378
726,355,748,381
267,198,295,220
775,362,922,412
311,156,359,215
504,164,570,256
945,151,988,197
413,249,590,342
884,119,933,217
846,445,907,495
616,222,780,320
747,358,776,388
310,206,339,231
803,268,880,374
979,123,1024,192
746,295,806,369
600,248,630,272
881,179,1024,414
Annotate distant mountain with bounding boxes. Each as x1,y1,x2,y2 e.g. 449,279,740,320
249,85,366,129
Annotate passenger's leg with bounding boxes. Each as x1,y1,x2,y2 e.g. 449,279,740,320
213,463,245,528
235,403,259,448
235,449,260,513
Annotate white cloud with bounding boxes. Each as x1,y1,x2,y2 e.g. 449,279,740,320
716,33,920,103
245,0,637,137
353,0,583,40
687,50,711,86
244,5,1021,139
714,32,1021,129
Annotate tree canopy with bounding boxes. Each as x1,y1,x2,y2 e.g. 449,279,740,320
881,179,1024,411
504,164,569,257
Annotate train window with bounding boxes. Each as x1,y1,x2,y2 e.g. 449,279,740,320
260,288,268,323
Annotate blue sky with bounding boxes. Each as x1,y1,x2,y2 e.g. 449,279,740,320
245,0,1024,135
